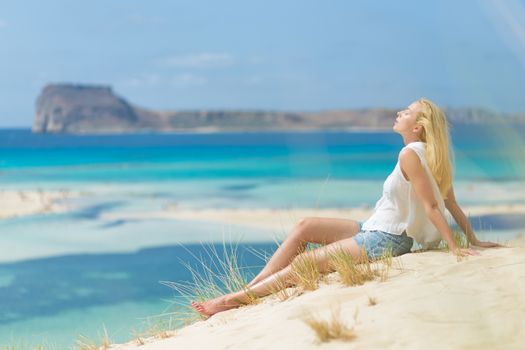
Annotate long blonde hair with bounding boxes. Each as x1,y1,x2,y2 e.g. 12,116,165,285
415,98,454,199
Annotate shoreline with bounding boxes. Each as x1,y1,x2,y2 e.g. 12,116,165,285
3,188,525,232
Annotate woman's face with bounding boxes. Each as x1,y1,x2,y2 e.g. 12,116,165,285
393,101,421,134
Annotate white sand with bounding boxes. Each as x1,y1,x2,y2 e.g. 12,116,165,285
0,190,75,219
112,237,525,349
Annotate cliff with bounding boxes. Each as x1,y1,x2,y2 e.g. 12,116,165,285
32,84,525,134
33,84,139,133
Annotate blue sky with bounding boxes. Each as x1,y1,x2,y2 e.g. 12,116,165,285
1,0,524,127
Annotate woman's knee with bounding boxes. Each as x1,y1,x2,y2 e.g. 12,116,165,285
290,217,316,240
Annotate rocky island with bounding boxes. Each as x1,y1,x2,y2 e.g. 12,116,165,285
33,84,525,134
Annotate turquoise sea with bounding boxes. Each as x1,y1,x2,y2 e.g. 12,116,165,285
1,126,525,348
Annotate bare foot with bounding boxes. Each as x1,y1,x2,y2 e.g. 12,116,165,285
191,295,240,317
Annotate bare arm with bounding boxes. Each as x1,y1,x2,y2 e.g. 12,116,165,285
399,149,477,256
444,187,477,243
445,186,502,247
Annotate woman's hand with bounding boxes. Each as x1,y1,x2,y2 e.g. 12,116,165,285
452,247,480,257
470,239,503,248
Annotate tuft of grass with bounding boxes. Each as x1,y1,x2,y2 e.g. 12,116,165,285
266,273,297,301
451,228,470,249
437,228,471,261
374,245,406,280
74,325,111,350
328,243,405,286
367,296,377,306
328,246,375,286
148,319,173,339
303,307,356,343
290,250,322,291
131,316,177,345
131,331,145,346
100,326,111,349
160,239,260,323
439,217,473,252
375,246,394,282
73,335,98,350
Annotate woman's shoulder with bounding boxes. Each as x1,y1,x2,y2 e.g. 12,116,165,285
400,141,425,155
398,142,426,164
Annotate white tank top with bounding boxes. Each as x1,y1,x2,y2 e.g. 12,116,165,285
361,141,445,249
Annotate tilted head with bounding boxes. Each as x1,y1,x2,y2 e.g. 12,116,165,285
393,98,448,142
395,98,454,199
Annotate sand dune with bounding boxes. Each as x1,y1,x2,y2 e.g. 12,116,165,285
111,235,525,350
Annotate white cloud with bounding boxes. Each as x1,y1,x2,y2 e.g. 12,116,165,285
122,73,207,88
157,53,235,69
0,20,8,28
170,73,207,87
122,73,162,88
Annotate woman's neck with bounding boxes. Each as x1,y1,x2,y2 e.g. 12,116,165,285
402,136,422,146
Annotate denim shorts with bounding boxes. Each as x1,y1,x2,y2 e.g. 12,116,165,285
353,220,414,260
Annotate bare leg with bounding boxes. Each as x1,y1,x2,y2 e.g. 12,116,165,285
247,217,361,287
192,236,363,317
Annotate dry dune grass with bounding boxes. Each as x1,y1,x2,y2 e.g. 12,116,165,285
74,325,111,350
117,240,266,346
327,243,402,287
302,307,357,343
2,235,409,349
12,228,412,349
328,246,375,286
159,239,261,324
290,250,322,291
266,273,298,301
130,318,177,345
154,236,405,344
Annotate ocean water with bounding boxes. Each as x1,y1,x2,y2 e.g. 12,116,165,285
1,126,525,348
2,126,525,182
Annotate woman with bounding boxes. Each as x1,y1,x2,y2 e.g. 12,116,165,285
191,98,500,317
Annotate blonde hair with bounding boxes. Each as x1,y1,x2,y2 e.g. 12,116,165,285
415,98,454,199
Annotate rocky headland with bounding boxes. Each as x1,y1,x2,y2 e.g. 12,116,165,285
33,84,525,134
